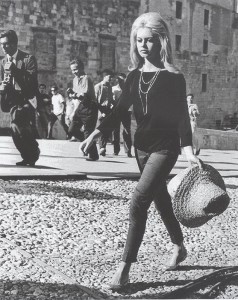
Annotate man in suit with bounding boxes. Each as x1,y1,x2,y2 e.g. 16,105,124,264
0,30,40,166
112,73,133,157
94,69,114,156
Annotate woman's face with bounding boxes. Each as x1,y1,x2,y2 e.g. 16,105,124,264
136,27,161,61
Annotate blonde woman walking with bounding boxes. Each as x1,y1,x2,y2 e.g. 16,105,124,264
80,12,201,288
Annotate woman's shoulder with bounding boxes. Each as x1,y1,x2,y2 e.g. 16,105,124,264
122,69,139,85
126,69,139,78
161,69,184,78
161,70,185,85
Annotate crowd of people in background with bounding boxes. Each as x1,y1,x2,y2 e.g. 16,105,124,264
0,27,200,167
0,28,134,165
33,65,132,161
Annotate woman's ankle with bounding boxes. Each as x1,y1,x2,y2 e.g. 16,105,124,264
111,262,131,285
173,242,185,250
118,261,131,273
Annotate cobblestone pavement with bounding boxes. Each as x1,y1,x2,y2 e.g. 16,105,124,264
0,177,237,299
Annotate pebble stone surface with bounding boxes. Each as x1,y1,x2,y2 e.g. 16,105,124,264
0,178,237,299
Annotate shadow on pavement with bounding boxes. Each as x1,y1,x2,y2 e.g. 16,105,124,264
203,160,238,166
87,172,140,179
0,146,16,149
225,184,238,189
0,279,107,299
0,164,59,170
116,266,238,299
0,181,128,200
41,155,88,159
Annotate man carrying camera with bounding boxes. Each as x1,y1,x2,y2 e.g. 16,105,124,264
0,30,40,166
67,58,99,161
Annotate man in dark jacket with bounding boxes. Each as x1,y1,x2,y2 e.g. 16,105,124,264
0,30,40,166
94,69,114,156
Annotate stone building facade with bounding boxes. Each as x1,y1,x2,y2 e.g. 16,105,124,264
0,0,140,128
0,0,238,129
140,0,238,128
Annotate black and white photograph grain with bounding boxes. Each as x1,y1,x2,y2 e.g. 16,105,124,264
0,0,238,299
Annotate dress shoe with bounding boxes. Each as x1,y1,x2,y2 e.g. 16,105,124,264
99,148,106,156
16,160,35,166
86,156,99,161
195,148,200,155
127,152,132,158
113,152,119,156
16,160,28,166
69,136,77,142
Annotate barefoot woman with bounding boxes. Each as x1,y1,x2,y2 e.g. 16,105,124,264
80,12,201,288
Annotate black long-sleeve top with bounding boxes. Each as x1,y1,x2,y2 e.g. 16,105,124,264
97,69,192,154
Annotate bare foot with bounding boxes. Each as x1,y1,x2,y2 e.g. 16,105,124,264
166,243,187,270
109,262,131,290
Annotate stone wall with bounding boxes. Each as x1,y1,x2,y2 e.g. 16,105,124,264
140,0,238,129
0,0,140,128
1,0,238,132
195,127,238,150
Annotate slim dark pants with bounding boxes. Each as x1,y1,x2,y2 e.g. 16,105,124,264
113,111,132,155
68,104,99,159
37,107,57,139
10,104,40,163
122,149,183,263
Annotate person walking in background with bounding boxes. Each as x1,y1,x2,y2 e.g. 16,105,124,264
64,96,75,134
187,93,200,155
27,86,39,140
65,86,81,142
37,83,57,139
94,69,114,156
67,58,99,161
112,72,133,157
80,12,201,288
0,30,40,166
230,112,238,130
51,85,68,134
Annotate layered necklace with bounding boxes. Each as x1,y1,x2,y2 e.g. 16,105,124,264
139,68,161,115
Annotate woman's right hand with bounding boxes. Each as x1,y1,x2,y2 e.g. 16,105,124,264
80,135,94,155
79,129,101,155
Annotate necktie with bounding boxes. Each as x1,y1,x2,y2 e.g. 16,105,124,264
8,56,14,87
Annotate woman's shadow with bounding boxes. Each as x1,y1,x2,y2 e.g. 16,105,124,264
114,265,238,299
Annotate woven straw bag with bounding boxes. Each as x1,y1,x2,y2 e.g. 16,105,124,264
167,162,230,228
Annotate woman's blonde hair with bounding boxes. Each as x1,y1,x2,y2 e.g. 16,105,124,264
129,12,179,73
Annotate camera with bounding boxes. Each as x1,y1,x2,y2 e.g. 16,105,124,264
0,61,13,91
66,87,75,98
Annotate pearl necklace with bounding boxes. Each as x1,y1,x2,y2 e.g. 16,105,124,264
139,69,161,115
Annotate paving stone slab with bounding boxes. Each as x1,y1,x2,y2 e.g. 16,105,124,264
1,136,238,179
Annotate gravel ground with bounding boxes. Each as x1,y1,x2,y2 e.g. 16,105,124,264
0,177,237,299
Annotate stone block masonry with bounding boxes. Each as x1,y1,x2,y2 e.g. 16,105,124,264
0,0,140,128
140,0,238,129
1,0,237,131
